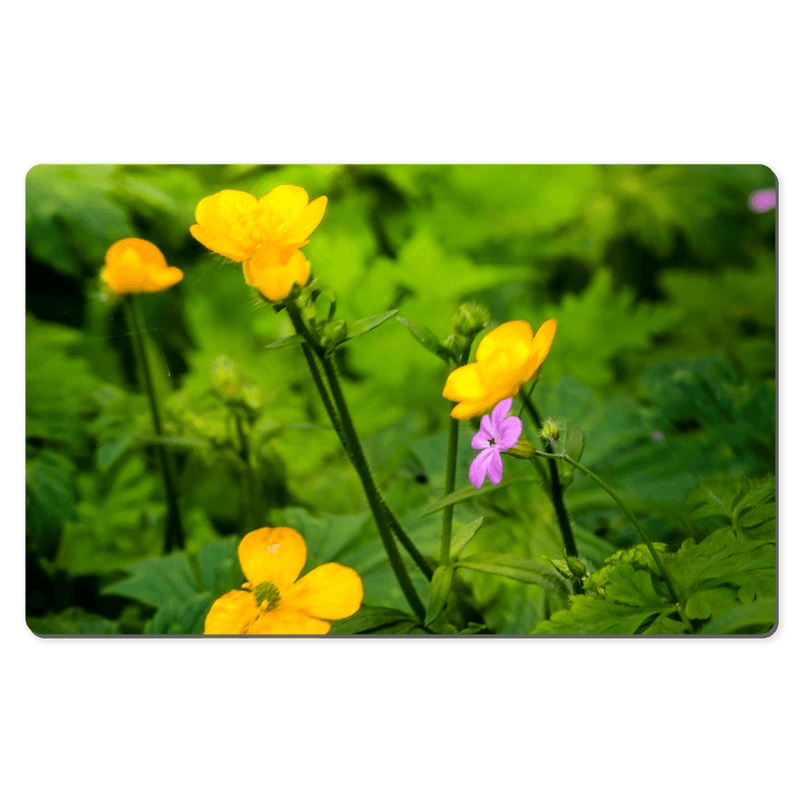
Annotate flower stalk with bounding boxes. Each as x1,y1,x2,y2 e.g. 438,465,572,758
283,300,427,620
122,295,185,552
440,344,473,565
533,448,683,607
519,389,578,559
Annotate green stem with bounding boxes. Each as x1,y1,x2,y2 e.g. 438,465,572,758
534,449,682,606
440,346,472,565
520,390,578,559
284,301,426,619
232,406,260,531
320,352,426,620
123,296,185,552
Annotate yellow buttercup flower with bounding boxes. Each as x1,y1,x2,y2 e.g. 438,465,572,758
442,319,557,420
241,243,311,302
204,527,363,635
101,238,183,295
189,185,326,301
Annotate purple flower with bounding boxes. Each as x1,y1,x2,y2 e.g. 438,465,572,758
748,188,776,213
468,397,523,489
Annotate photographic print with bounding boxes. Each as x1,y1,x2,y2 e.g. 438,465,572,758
25,165,777,636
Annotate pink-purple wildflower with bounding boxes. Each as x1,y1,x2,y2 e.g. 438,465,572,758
468,398,522,489
748,188,776,213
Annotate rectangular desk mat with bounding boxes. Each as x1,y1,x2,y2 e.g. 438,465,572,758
25,164,777,636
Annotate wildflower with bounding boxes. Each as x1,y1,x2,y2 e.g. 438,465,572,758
443,319,557,420
101,238,183,295
189,185,326,300
468,398,522,489
204,527,363,635
748,188,776,213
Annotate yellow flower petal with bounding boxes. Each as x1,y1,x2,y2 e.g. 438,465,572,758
191,190,261,262
238,527,307,591
248,608,331,635
522,318,557,380
256,185,327,248
102,238,184,295
244,247,310,301
442,362,487,401
475,320,534,363
283,563,363,621
203,590,259,634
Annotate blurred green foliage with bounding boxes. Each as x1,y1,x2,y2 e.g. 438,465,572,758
25,164,775,635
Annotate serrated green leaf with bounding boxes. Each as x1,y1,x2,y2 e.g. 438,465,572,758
533,595,665,635
145,594,213,635
102,552,199,609
27,608,119,636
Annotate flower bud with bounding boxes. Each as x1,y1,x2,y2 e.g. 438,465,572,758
451,302,490,338
540,418,560,442
506,437,537,458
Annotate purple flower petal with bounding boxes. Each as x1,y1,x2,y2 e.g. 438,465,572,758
471,414,495,450
491,397,514,432
469,448,495,489
498,414,523,450
486,449,504,485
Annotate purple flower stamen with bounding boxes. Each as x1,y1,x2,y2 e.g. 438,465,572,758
468,397,523,490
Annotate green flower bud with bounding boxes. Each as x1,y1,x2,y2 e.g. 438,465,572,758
506,437,537,458
540,417,560,442
451,302,490,338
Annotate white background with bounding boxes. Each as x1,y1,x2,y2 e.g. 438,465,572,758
5,2,796,798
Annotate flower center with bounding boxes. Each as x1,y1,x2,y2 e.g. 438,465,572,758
253,581,281,612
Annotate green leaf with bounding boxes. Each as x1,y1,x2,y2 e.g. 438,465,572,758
197,538,241,596
457,553,570,594
395,316,451,361
421,476,538,516
699,600,776,635
345,309,399,340
425,565,454,625
330,606,419,634
144,595,213,635
102,552,199,610
264,333,305,351
27,608,119,636
450,517,485,558
533,595,668,635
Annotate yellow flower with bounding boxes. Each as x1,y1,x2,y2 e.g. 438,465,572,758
442,319,557,420
101,238,183,295
204,527,363,635
241,243,311,302
189,185,326,300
